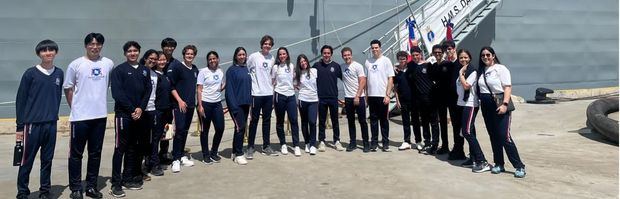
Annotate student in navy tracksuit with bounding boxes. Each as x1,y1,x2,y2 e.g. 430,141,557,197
136,49,159,183
141,50,172,177
313,45,343,152
168,45,199,173
159,38,181,163
15,40,63,199
109,41,152,197
197,51,226,164
406,46,439,154
394,51,421,151
64,33,114,199
226,47,252,165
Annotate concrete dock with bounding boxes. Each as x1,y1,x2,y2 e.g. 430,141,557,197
0,99,618,198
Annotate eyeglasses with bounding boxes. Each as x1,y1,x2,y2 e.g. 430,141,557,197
482,53,493,58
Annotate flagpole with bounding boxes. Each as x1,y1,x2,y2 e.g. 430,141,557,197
404,0,429,57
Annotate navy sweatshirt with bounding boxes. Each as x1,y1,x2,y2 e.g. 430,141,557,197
406,62,435,96
15,66,64,131
163,57,182,75
110,62,152,118
431,60,459,103
225,64,252,113
153,70,172,111
167,61,198,108
394,68,412,103
312,60,342,99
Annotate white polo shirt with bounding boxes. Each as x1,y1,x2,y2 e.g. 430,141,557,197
298,68,318,102
365,56,395,97
341,61,366,98
63,56,114,122
197,67,224,103
247,51,275,96
478,64,511,94
456,71,479,107
272,63,296,97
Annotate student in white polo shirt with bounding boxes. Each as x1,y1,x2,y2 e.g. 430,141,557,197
63,33,114,199
272,47,301,156
197,51,226,165
364,40,395,152
340,47,369,152
247,35,278,158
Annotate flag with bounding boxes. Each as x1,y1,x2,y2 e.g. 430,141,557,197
446,18,454,41
406,18,416,48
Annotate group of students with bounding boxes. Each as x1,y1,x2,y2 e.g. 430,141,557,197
14,33,525,199
391,41,526,178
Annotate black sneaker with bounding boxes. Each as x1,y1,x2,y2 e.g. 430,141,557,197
362,143,370,153
447,151,467,160
210,154,222,163
202,157,214,165
460,158,474,168
122,182,143,190
425,145,437,155
472,161,491,173
370,144,378,152
109,186,126,198
381,145,391,152
261,146,279,156
346,144,356,152
85,188,103,198
69,191,83,199
151,165,164,176
435,146,449,154
38,192,51,199
16,193,28,199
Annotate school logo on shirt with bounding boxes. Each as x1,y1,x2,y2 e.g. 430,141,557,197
262,62,268,68
92,68,102,76
422,68,427,74
442,66,447,72
372,64,378,71
214,75,219,80
285,67,290,73
90,67,105,80
330,67,334,72
306,74,311,80
142,70,147,77
55,77,60,86
194,72,198,78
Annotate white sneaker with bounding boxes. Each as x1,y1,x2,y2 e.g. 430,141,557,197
233,155,248,165
398,142,412,150
281,144,289,155
309,146,317,155
180,156,194,167
304,144,310,153
171,160,181,173
334,141,345,151
294,146,302,156
318,141,326,152
416,142,424,150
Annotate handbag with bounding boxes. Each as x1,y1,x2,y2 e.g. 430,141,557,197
482,70,515,112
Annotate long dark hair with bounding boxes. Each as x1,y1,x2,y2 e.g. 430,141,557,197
295,54,309,83
206,50,219,69
274,47,291,66
233,47,247,65
478,46,501,70
139,49,159,66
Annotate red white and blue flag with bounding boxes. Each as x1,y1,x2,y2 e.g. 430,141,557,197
446,18,454,41
406,18,417,48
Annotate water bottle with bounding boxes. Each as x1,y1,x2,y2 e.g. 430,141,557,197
13,141,23,166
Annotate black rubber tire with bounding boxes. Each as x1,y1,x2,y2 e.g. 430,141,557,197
586,97,619,144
